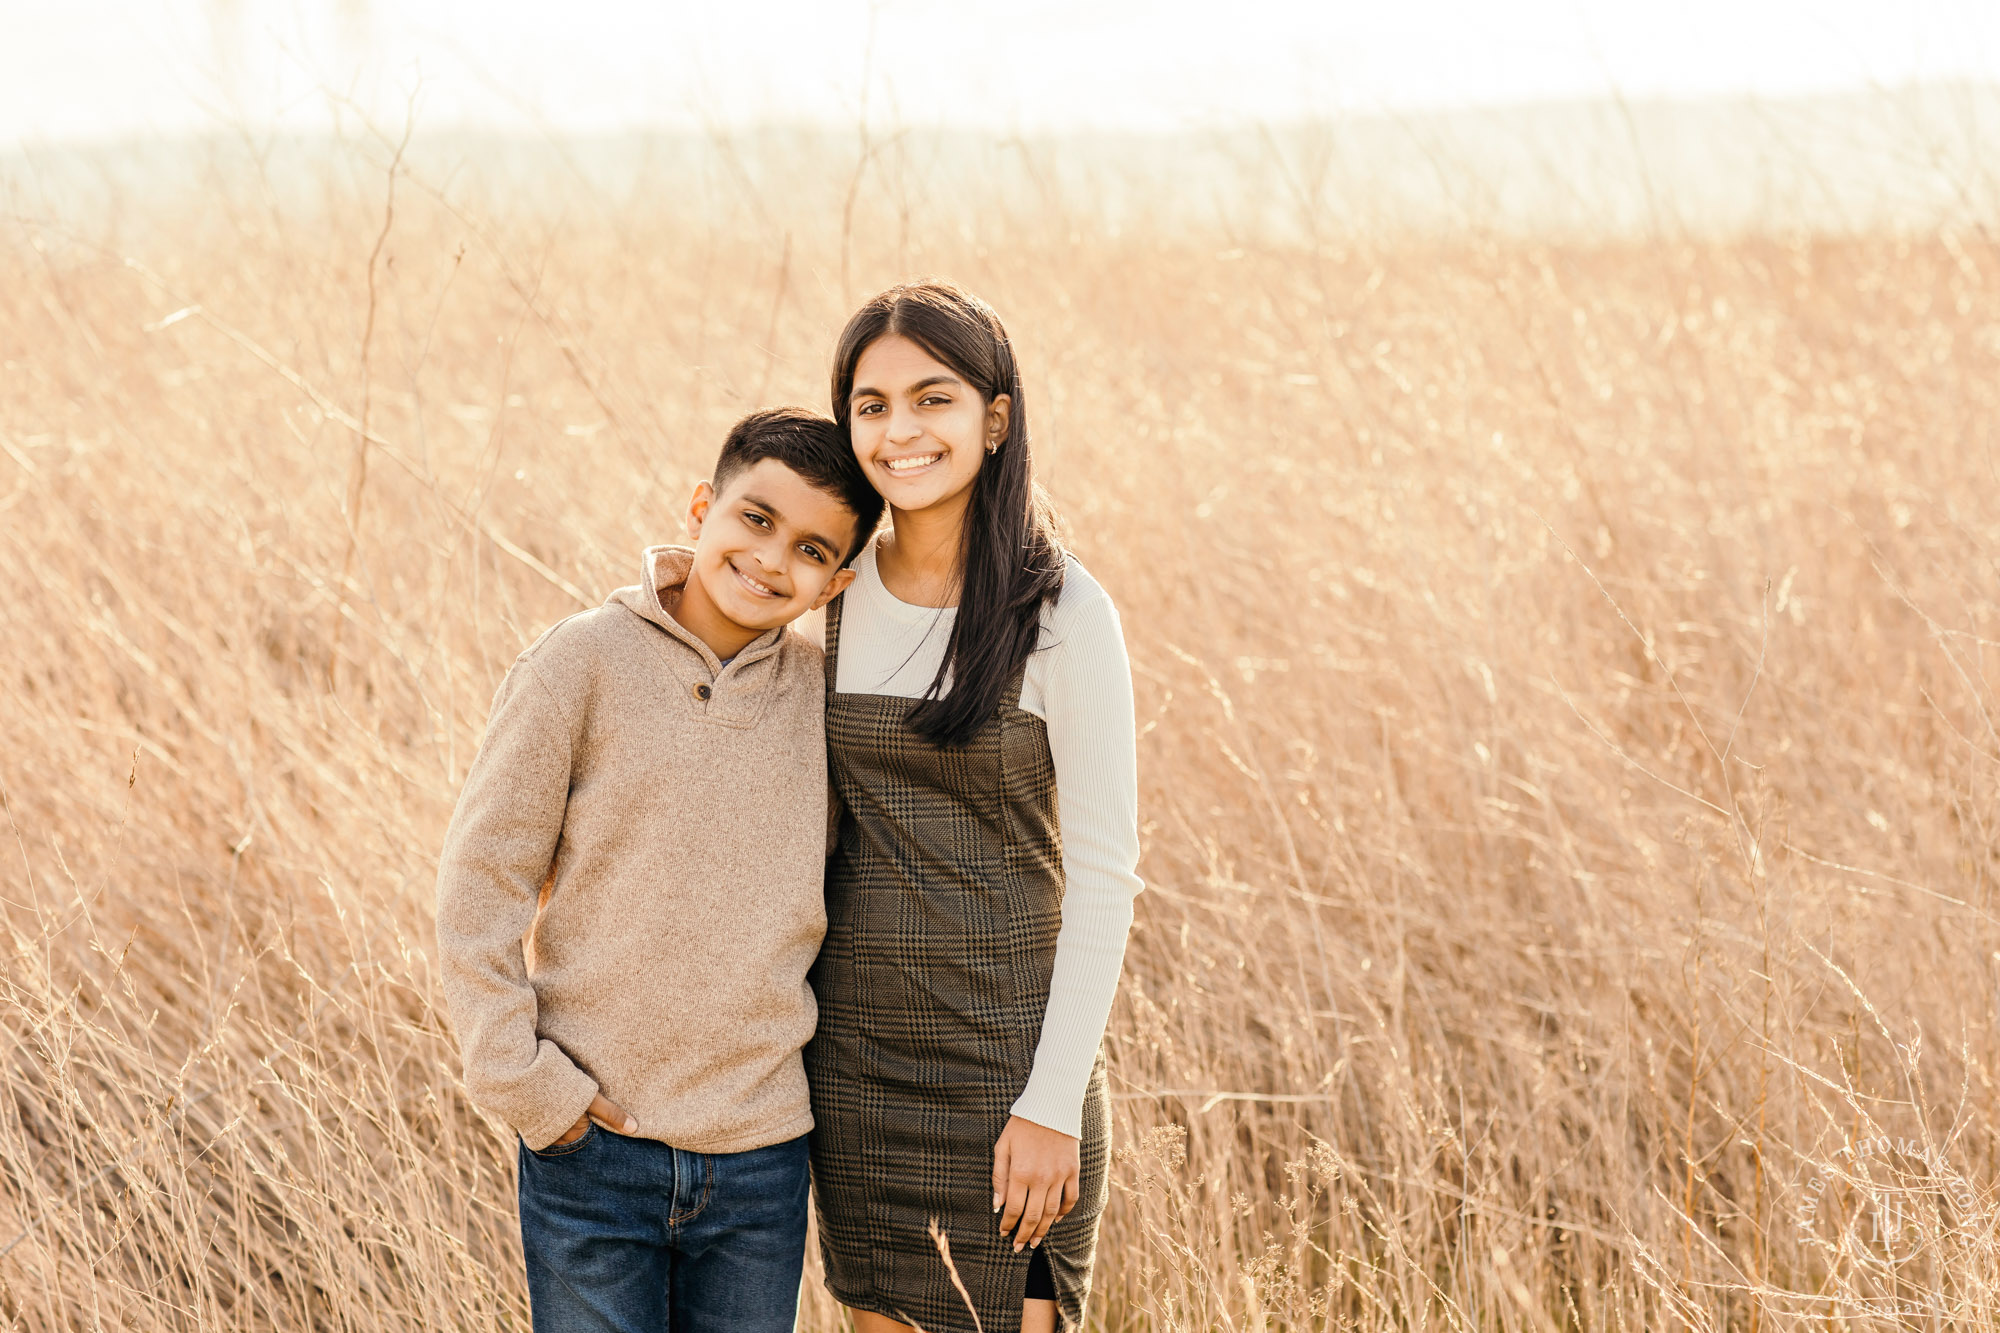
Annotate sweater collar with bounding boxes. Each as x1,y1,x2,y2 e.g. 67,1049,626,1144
609,545,787,673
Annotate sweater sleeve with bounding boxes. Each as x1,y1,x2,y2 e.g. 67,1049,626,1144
434,659,601,1149
1008,584,1144,1138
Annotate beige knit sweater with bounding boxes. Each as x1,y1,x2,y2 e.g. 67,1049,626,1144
435,546,829,1153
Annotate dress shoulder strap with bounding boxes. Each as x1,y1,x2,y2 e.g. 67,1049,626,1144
823,595,843,692
999,646,1028,712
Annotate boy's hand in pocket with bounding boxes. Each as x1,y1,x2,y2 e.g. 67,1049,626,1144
553,1092,637,1145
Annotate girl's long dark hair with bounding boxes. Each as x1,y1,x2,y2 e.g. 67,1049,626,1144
831,282,1065,747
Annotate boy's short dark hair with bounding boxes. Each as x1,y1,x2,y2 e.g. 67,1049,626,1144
713,407,883,566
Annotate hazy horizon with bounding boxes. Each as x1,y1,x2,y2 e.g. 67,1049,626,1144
10,80,1998,239
7,0,2000,147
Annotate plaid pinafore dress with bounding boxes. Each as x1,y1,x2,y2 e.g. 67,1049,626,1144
807,596,1110,1333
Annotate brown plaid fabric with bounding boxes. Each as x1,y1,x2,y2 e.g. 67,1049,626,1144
807,597,1109,1333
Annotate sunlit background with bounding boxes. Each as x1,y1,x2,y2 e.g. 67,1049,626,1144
7,5,2000,1332
7,0,2000,141
7,0,2000,237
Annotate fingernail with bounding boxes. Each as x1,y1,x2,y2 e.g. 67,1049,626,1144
1030,1239,1041,1248
992,1196,1002,1213
623,1119,637,1133
1013,1242,1023,1253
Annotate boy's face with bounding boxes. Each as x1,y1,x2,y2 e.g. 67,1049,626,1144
683,458,860,635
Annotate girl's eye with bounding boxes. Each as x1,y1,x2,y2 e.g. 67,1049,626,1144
856,401,884,416
920,394,949,407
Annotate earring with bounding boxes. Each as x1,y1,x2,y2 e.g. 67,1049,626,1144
986,434,1001,454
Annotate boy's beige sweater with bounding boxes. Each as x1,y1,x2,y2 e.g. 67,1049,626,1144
435,545,828,1153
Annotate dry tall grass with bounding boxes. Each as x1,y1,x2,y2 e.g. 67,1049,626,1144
2,135,1997,1331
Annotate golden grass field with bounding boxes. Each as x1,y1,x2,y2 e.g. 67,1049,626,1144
2,135,1998,1330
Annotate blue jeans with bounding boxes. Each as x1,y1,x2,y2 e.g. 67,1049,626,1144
517,1125,810,1333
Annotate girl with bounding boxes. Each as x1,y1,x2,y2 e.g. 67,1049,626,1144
806,282,1143,1333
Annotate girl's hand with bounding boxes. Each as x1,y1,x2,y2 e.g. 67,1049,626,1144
992,1115,1080,1252
552,1092,637,1146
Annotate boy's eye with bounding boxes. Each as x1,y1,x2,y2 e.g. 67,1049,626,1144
743,511,770,528
798,543,825,563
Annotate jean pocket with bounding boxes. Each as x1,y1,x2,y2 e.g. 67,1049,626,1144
528,1122,597,1158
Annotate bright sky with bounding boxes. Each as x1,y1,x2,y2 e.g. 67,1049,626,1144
5,0,1998,144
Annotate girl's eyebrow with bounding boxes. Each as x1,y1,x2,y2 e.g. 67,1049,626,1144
851,373,962,400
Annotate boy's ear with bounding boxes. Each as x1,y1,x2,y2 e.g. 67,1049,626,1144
809,566,857,612
685,480,717,540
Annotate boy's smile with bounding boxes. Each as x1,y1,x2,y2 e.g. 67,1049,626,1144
671,458,860,661
725,560,783,599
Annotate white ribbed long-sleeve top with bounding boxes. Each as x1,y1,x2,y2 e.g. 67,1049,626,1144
831,538,1143,1138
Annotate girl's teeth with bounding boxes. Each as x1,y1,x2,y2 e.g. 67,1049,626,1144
887,454,941,472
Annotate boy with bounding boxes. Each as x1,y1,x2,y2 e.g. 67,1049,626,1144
434,407,882,1332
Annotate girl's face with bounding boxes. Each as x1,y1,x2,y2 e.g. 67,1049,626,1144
847,334,1009,519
